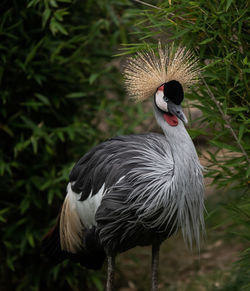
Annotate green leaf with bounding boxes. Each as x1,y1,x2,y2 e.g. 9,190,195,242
66,92,87,98
210,140,241,152
0,208,9,223
243,56,248,65
24,38,44,67
49,18,68,35
228,107,248,112
57,0,72,2
238,124,245,142
54,9,69,22
27,0,39,8
34,93,50,105
199,37,214,45
225,0,233,11
30,136,38,154
49,0,58,8
20,198,30,214
42,8,51,28
0,124,14,137
6,256,16,271
27,233,35,247
91,275,104,291
89,73,99,84
57,131,65,141
20,116,37,130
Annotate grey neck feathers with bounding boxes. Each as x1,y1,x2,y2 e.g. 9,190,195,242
153,103,205,249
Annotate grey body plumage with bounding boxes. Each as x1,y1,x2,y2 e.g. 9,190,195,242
42,43,205,291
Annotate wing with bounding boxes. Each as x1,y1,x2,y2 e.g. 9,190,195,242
70,133,172,200
69,133,175,253
92,134,175,253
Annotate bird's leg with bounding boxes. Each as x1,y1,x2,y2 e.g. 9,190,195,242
106,255,115,291
151,242,160,291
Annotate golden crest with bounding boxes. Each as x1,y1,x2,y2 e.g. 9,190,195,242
123,42,200,102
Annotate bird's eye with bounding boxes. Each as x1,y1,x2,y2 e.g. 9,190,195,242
163,96,168,102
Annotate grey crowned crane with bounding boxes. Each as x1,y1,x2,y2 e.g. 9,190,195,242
42,43,205,291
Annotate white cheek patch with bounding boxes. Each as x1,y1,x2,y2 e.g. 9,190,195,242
155,90,168,112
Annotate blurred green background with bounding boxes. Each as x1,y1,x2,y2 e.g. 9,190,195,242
0,0,249,290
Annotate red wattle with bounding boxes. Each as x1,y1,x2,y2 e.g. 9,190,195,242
163,113,178,127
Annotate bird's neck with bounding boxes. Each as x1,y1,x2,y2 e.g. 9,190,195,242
163,123,198,163
154,105,205,248
154,103,202,190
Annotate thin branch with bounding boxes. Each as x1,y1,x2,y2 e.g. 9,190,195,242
200,74,250,164
132,0,161,10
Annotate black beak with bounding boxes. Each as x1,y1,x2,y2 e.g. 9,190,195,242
168,102,187,124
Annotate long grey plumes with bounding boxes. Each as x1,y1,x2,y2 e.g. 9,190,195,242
95,128,205,253
121,134,204,249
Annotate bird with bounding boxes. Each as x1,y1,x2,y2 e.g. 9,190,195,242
42,42,205,291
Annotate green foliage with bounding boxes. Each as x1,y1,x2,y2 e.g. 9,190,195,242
217,193,250,291
120,0,249,289
122,0,249,188
0,0,139,290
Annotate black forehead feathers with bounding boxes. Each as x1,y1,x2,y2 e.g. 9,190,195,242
163,80,184,105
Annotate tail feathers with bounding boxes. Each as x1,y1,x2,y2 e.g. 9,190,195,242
42,209,106,270
60,193,83,253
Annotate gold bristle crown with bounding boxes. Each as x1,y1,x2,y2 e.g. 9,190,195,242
123,42,200,102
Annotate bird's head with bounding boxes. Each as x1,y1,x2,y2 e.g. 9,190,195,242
154,80,187,127
123,42,200,128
